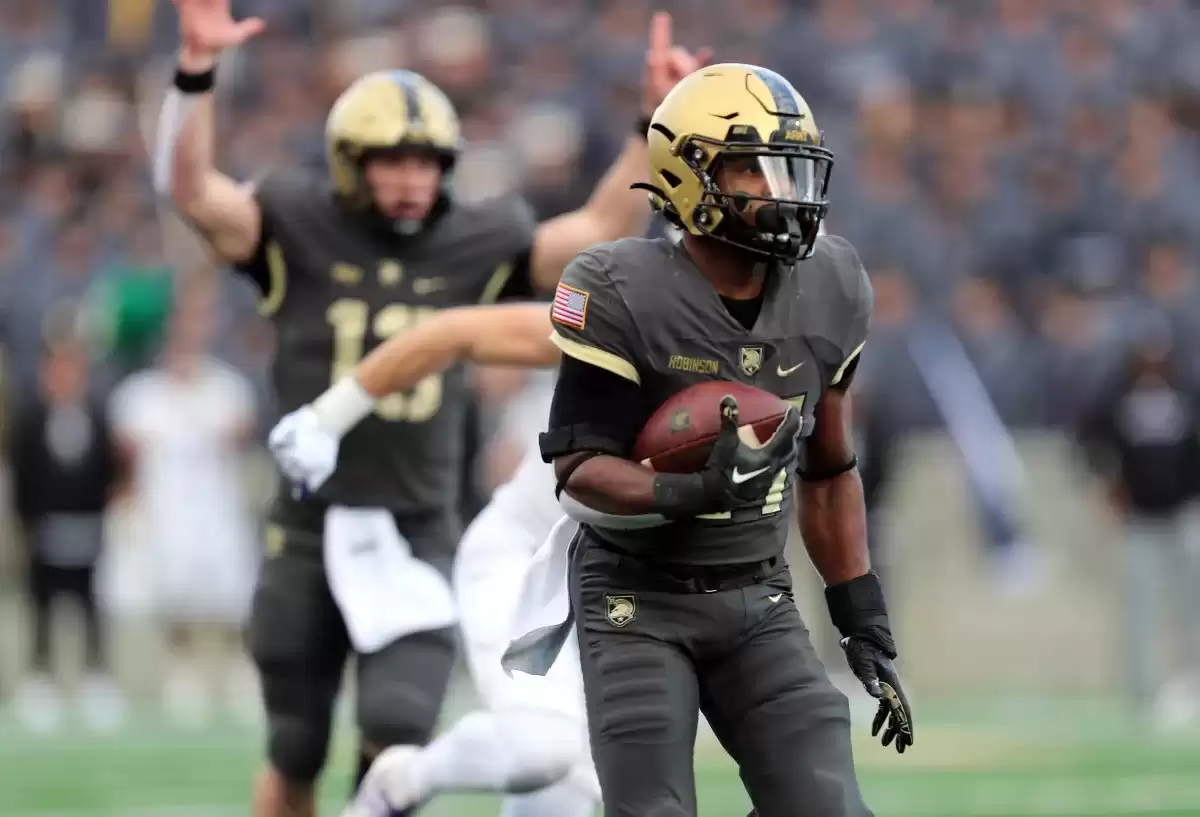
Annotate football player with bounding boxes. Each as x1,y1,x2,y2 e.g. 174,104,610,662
155,2,706,815
269,302,587,817
517,64,914,816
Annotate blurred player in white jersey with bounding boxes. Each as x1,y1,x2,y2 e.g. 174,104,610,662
110,278,260,727
268,303,596,817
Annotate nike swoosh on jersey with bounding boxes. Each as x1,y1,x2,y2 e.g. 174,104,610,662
731,465,770,484
776,361,804,376
768,593,784,603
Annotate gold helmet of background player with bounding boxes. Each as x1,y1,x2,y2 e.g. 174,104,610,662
325,70,463,210
637,64,832,261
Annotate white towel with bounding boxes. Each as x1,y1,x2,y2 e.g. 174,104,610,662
503,517,579,676
323,506,457,654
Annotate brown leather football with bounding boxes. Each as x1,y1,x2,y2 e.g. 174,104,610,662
632,381,791,473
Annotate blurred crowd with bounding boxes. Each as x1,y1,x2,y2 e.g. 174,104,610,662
3,0,1200,425
3,0,1200,731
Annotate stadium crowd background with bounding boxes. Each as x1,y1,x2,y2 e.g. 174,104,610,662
3,0,1200,815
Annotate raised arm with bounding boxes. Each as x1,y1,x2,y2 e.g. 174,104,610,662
525,13,710,292
155,0,265,264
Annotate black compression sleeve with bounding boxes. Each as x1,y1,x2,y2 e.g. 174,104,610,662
539,355,648,461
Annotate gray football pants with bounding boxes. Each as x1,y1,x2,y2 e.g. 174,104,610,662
570,533,873,817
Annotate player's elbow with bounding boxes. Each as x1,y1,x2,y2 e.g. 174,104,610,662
513,307,560,366
552,453,590,492
168,170,203,214
447,308,544,367
177,176,262,265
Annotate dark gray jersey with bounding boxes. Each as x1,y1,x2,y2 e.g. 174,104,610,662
239,170,536,514
550,235,872,565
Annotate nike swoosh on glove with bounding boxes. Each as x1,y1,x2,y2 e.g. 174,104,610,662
840,634,914,754
267,406,341,493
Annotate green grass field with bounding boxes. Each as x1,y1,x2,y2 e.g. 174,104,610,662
4,695,1200,817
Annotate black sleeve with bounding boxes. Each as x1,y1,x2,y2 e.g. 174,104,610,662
232,182,277,298
830,353,860,391
539,355,650,462
495,250,536,302
825,235,873,390
231,171,293,299
233,234,272,297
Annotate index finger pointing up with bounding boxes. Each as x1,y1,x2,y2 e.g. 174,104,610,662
649,11,672,59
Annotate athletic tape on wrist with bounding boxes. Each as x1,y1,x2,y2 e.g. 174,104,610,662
311,377,377,438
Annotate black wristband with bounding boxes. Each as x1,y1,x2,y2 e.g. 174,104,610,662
635,115,653,139
651,472,708,518
174,66,216,94
825,572,890,639
799,454,857,482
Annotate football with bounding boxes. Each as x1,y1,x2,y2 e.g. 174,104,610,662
632,381,792,473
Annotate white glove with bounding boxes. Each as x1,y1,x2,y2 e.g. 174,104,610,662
268,406,341,492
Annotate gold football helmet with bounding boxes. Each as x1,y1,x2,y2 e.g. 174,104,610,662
325,70,462,209
636,63,832,260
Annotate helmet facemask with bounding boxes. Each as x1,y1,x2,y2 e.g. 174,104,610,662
684,136,832,261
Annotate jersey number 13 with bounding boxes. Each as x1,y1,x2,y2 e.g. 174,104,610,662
326,299,442,423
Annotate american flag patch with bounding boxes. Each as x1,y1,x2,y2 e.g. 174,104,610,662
552,283,589,330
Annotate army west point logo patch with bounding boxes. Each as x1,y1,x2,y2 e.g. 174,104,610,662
605,594,637,627
740,345,764,376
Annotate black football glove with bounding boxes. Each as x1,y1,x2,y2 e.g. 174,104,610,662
651,395,800,518
701,395,801,507
827,573,914,754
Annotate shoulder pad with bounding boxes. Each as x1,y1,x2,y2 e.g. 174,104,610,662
813,234,873,386
549,245,641,384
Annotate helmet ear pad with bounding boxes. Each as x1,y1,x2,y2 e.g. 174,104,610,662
644,127,731,238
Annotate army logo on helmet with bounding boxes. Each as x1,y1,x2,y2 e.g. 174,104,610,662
605,595,637,627
740,345,764,377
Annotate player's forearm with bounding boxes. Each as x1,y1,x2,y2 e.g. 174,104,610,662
528,137,652,292
164,49,219,207
583,136,653,240
558,453,712,519
559,454,662,515
798,469,871,585
155,49,260,263
356,304,557,397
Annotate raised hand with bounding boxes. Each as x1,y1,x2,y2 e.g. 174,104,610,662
172,0,264,61
641,11,713,116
